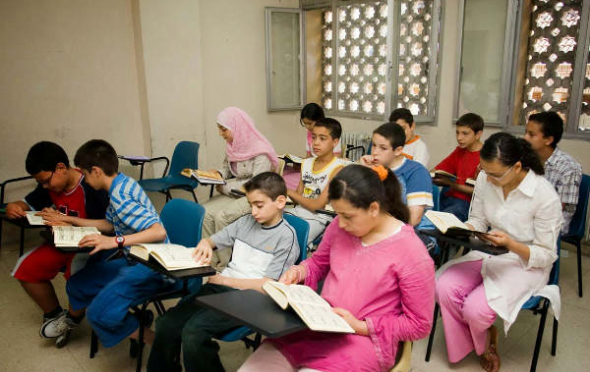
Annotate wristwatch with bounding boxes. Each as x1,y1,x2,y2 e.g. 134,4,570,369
115,235,125,249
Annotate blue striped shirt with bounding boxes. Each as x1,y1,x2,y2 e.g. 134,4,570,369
106,173,168,242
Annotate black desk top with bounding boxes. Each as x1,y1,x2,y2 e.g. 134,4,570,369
132,255,217,280
196,289,305,338
420,229,508,256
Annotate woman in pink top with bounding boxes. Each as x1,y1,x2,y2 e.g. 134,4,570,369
239,164,435,372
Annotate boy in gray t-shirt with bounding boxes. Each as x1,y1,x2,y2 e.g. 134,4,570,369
147,172,300,372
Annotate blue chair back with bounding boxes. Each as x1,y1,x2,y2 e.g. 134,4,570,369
432,185,441,212
283,214,310,264
168,141,200,177
565,174,590,239
160,199,205,247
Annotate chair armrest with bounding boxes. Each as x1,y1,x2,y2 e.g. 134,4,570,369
148,156,171,178
0,176,34,205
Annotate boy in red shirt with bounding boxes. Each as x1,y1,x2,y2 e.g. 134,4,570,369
432,113,484,221
6,142,109,347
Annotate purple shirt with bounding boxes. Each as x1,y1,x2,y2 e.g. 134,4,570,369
269,220,435,372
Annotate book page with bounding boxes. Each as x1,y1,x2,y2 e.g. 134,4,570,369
291,302,355,333
285,284,331,307
26,211,46,226
425,211,468,233
262,281,289,310
53,226,101,247
137,244,205,270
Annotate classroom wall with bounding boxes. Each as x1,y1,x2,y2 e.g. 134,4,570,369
0,0,150,201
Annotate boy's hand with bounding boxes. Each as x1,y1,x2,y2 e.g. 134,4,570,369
359,155,377,166
279,265,305,285
79,234,117,255
5,202,27,219
332,307,368,336
207,274,225,286
38,209,72,226
192,240,213,265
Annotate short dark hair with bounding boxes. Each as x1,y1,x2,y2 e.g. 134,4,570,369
314,117,342,140
388,108,414,127
373,122,406,149
25,141,70,175
528,111,563,148
300,103,325,122
74,139,119,176
456,113,484,133
244,172,287,201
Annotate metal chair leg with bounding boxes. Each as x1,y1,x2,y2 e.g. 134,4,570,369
136,304,149,372
577,241,583,297
530,300,549,372
90,330,99,358
189,189,198,204
551,317,558,356
425,303,439,362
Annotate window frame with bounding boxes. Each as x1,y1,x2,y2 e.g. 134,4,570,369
265,7,306,112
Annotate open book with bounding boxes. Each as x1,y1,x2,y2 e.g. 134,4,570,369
425,211,490,239
52,226,100,247
129,243,206,271
262,281,355,334
181,168,226,185
26,211,47,226
430,170,456,180
465,178,476,186
278,153,304,164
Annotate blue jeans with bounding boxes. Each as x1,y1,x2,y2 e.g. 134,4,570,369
439,194,471,222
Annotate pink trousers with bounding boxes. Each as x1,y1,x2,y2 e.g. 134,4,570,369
238,343,321,372
435,260,497,363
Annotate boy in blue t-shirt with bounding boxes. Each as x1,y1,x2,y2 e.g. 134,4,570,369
42,139,173,348
361,122,433,227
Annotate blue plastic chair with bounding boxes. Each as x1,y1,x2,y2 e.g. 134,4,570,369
425,240,562,372
560,174,590,297
139,141,200,203
431,185,441,212
89,199,206,372
217,213,310,349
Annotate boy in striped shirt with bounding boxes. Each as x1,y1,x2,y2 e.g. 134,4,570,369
43,139,173,348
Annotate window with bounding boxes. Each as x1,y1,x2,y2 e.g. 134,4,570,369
267,0,443,122
456,0,590,138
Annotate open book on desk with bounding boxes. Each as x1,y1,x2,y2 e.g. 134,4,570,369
262,281,354,334
52,226,100,251
181,168,226,185
425,211,491,240
129,243,207,271
278,154,304,164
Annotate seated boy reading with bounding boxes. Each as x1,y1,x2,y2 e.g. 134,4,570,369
389,107,430,167
44,139,173,349
7,141,109,348
433,113,484,221
146,172,300,372
287,118,346,245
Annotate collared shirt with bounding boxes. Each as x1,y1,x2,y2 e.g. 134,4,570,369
438,170,563,333
402,135,430,167
543,147,582,234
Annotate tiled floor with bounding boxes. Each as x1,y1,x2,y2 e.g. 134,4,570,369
1,222,589,372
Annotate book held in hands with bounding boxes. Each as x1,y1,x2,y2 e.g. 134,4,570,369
129,243,207,271
262,281,355,334
52,226,101,247
425,210,491,240
26,211,47,226
278,154,304,164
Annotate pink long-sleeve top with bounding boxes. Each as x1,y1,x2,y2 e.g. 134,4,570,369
268,219,435,372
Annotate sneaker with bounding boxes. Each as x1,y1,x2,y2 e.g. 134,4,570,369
40,312,77,339
55,329,72,348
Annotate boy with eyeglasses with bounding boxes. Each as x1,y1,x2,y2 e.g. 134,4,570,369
7,141,109,348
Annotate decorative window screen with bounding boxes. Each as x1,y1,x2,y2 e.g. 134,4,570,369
396,0,437,116
521,0,582,125
321,2,389,115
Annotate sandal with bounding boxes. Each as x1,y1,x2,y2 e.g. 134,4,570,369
480,326,501,372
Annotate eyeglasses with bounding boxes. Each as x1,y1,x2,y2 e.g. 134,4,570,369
39,171,54,187
478,164,515,182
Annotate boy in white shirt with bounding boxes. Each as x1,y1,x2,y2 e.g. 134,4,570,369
288,118,346,244
389,108,430,167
